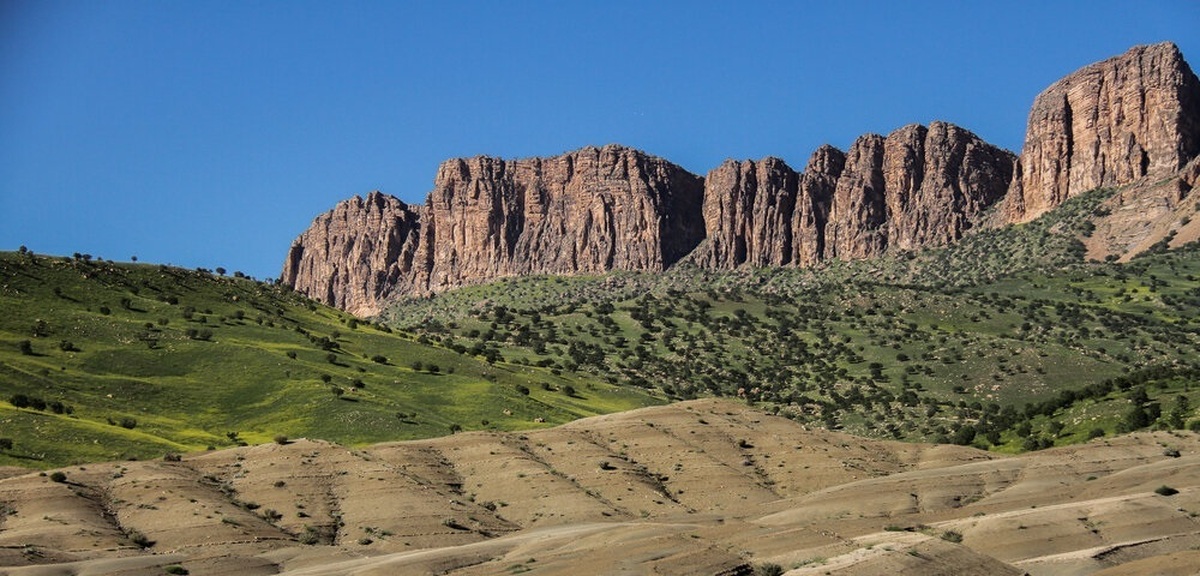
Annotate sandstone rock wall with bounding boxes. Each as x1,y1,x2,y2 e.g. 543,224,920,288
420,145,706,292
281,192,424,316
1007,41,1200,222
698,122,1014,268
284,42,1199,316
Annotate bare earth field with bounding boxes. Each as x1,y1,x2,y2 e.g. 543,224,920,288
1,398,1197,575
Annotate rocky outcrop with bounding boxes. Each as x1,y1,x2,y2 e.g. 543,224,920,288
417,145,705,292
284,146,705,314
285,42,1200,316
697,122,1014,268
282,192,424,317
1007,42,1200,222
696,157,800,268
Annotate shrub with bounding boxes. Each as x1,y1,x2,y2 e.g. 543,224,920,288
163,452,182,462
1155,485,1179,496
941,530,964,543
49,471,67,483
274,435,289,445
127,529,154,547
17,340,32,355
0,438,12,450
753,563,784,576
164,566,189,575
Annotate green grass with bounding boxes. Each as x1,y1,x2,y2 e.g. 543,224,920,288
4,185,1198,465
0,252,660,468
381,190,1200,451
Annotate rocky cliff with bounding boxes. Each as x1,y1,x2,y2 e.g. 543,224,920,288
281,192,423,316
1007,41,1200,222
696,122,1015,268
283,146,705,316
284,42,1200,316
418,145,706,293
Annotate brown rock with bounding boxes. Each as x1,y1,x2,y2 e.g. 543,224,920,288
697,122,1012,268
885,122,1016,251
284,145,705,314
281,191,423,317
419,145,705,292
697,157,799,268
1007,42,1200,222
824,122,1014,261
792,145,843,266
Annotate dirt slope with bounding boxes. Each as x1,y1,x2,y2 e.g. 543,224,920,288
1,399,1197,575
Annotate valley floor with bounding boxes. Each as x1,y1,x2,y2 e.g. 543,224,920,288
1,399,1198,575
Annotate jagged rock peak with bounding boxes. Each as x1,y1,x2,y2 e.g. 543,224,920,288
698,121,1015,269
1007,41,1200,222
282,191,424,317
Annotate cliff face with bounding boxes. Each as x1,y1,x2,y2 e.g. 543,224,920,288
285,42,1200,316
281,192,424,317
418,145,706,292
1007,41,1200,222
284,146,705,314
698,122,1015,268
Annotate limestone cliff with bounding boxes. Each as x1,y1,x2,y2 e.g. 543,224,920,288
418,145,706,292
284,42,1200,316
282,192,423,317
1007,41,1200,222
697,122,1014,268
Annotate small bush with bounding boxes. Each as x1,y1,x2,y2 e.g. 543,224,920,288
49,471,67,483
164,566,189,575
274,435,289,445
941,530,963,543
1155,485,1179,496
128,529,154,548
753,563,784,576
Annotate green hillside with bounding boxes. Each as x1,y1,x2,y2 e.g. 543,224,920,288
0,251,660,468
4,189,1198,467
383,190,1200,452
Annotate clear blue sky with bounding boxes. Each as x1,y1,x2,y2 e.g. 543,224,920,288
2,1,1197,280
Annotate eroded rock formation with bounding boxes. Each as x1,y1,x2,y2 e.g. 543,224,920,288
1007,41,1200,222
284,42,1200,316
282,192,423,316
697,122,1015,268
419,145,706,292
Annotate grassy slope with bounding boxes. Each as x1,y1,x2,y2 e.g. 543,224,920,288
0,254,660,468
383,189,1200,451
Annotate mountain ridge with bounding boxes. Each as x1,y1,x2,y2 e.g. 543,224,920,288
284,42,1200,317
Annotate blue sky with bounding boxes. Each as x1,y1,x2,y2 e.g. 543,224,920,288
2,1,1197,280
